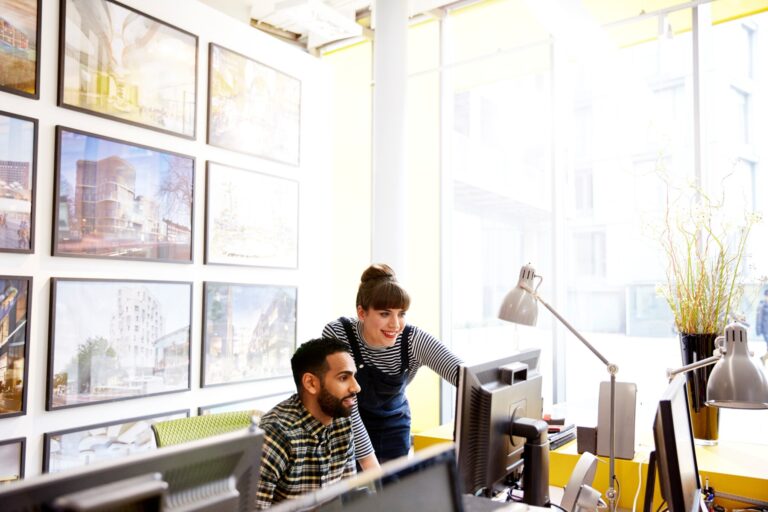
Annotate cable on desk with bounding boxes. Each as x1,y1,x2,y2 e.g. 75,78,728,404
614,473,621,507
631,455,644,512
655,499,667,512
549,503,568,512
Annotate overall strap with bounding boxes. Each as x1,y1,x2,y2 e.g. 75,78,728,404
339,317,365,368
399,325,412,372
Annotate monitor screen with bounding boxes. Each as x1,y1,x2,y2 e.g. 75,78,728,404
453,348,546,501
268,443,463,512
651,374,703,512
0,427,263,512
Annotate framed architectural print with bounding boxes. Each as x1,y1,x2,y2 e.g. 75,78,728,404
0,111,36,253
43,409,188,473
199,391,292,416
202,282,297,387
0,437,25,483
47,278,193,410
0,0,41,98
54,126,194,263
207,43,301,165
58,0,198,138
0,276,31,419
205,162,298,268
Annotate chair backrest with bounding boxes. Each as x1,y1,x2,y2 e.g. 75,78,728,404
152,410,260,448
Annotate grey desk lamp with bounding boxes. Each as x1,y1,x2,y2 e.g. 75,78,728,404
667,322,768,408
663,322,768,509
498,264,620,512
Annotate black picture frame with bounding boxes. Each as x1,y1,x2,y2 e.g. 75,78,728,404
207,43,301,165
43,409,188,473
0,276,32,419
53,126,195,263
204,161,298,268
58,0,198,139
201,282,297,387
198,391,293,416
0,0,41,99
0,437,25,483
0,110,37,253
47,277,193,411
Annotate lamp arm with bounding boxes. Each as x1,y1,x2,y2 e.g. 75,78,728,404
666,352,722,381
521,282,619,512
524,285,612,369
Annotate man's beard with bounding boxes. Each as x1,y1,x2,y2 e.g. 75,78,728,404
318,386,355,418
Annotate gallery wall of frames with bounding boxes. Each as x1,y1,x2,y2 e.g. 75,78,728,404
0,0,335,480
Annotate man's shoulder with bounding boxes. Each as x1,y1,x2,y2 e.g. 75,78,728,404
260,396,302,430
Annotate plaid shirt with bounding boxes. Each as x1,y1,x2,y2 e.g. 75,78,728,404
255,394,356,509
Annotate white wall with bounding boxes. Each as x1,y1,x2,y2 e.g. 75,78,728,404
0,0,332,477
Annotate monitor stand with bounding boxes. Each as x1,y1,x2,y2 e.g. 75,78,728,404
642,451,657,512
512,417,550,507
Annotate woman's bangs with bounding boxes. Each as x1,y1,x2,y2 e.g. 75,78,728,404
371,282,410,310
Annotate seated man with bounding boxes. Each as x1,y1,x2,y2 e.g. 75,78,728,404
255,338,361,509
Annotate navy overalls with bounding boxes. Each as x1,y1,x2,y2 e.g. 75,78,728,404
339,317,412,463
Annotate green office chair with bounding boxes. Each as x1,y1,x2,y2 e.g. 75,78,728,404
152,410,261,448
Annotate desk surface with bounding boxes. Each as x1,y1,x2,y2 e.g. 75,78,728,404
462,495,551,512
552,439,768,511
413,424,768,511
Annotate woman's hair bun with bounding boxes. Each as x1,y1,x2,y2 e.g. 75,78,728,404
356,263,409,310
360,263,396,283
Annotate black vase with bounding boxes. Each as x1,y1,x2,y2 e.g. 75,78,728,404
679,332,719,445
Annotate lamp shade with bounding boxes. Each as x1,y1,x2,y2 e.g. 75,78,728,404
498,264,538,326
706,323,768,409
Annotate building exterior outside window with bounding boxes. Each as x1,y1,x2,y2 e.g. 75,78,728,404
443,2,768,424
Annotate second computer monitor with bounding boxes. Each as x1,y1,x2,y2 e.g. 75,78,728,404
453,347,545,500
649,373,706,512
267,443,464,512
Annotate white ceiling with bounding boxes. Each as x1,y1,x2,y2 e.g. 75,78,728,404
199,0,463,51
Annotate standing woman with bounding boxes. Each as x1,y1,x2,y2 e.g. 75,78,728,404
323,264,463,469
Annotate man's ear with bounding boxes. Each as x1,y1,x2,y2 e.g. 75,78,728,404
301,372,320,396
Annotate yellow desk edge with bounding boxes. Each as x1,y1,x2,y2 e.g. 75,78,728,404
412,424,768,510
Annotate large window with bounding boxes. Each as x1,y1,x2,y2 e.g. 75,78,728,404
446,1,555,408
324,0,768,438
442,1,768,436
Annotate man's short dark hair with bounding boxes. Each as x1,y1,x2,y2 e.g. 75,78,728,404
290,338,351,392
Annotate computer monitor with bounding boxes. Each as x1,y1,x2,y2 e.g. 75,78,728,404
0,427,264,512
453,348,549,506
644,374,706,512
267,442,464,512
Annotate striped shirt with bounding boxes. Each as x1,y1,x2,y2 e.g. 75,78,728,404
255,394,356,509
322,317,463,459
